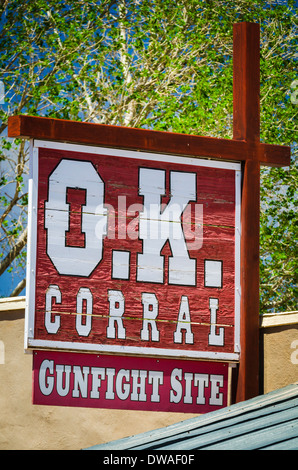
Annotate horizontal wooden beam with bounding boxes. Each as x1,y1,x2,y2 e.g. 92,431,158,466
8,115,290,168
233,22,260,402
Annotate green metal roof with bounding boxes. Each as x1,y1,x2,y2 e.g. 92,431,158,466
86,383,298,450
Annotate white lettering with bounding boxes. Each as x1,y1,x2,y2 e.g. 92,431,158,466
105,368,116,399
291,340,298,364
39,359,54,396
36,359,226,410
90,367,105,399
208,298,224,346
148,370,164,402
76,287,93,337
56,364,71,397
0,340,4,365
72,366,90,398
131,369,147,402
184,372,193,404
209,374,224,406
116,369,130,400
169,368,183,403
42,285,230,352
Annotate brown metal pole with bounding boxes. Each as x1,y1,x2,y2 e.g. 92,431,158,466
233,22,260,402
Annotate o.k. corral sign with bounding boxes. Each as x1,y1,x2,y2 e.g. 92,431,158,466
8,23,290,413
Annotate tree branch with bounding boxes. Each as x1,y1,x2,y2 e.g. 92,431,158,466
0,227,27,276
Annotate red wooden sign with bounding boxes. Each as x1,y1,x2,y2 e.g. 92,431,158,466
25,140,241,361
33,350,229,413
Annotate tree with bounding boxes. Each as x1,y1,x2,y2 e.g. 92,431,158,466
0,0,297,312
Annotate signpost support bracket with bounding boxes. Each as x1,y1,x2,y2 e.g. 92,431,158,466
7,22,291,407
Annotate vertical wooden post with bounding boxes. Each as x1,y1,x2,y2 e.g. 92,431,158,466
233,22,260,402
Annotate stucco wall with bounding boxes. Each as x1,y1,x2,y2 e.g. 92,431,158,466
0,297,297,450
0,297,197,450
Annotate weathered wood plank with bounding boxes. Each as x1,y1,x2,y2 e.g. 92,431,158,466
8,114,290,167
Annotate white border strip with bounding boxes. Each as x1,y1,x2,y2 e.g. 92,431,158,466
234,170,241,353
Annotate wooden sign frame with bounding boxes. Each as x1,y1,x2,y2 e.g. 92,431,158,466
32,350,232,413
8,23,291,403
23,139,242,362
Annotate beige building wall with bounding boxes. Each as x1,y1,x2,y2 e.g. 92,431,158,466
0,296,297,450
